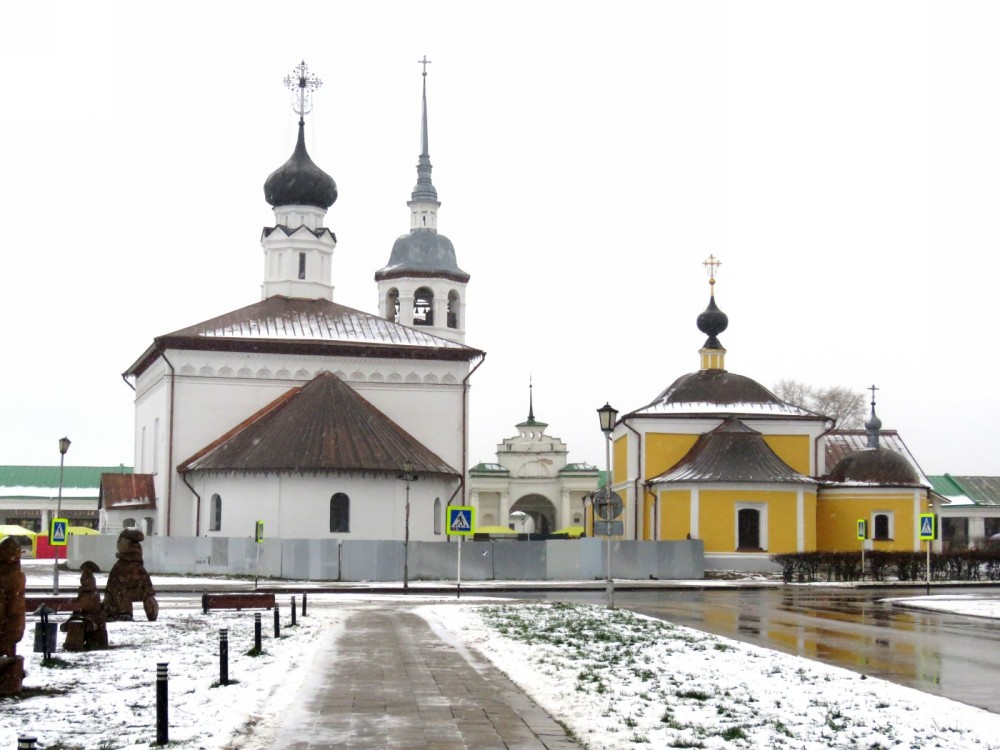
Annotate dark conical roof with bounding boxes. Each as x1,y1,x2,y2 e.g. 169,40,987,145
828,448,919,485
650,419,815,484
179,371,457,476
264,120,338,209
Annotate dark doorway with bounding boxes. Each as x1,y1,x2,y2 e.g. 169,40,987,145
737,508,761,550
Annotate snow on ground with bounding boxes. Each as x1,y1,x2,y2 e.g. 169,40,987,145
885,593,1000,620
423,601,1000,750
5,559,1000,749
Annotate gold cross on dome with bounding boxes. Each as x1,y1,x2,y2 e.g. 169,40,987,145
418,55,432,76
283,60,323,117
703,255,721,287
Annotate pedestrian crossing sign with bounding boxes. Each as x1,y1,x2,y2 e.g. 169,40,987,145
856,519,867,540
50,518,68,546
919,513,937,541
448,506,475,536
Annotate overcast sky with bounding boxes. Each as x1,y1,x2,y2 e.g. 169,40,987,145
2,1,999,477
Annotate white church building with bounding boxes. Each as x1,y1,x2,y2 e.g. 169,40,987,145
101,62,482,542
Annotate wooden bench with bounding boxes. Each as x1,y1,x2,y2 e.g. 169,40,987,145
25,596,79,614
201,592,275,614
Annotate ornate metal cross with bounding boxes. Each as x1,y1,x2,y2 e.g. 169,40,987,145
418,55,432,76
284,60,323,117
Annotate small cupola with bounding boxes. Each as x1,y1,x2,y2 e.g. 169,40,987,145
260,61,338,302
697,255,729,370
828,387,919,485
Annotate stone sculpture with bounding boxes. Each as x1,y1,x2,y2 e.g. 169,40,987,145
0,536,26,696
102,529,158,622
61,561,109,650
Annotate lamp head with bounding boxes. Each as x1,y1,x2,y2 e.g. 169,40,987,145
58,436,71,455
597,403,618,435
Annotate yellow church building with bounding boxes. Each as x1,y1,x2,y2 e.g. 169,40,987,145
595,258,941,563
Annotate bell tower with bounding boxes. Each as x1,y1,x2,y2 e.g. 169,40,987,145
375,57,470,344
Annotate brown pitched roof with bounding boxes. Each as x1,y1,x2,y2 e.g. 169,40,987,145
649,419,816,485
125,295,483,378
178,371,459,478
100,473,156,510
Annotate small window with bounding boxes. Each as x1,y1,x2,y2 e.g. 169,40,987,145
123,518,136,529
447,290,460,329
210,494,222,532
143,517,155,536
298,252,306,279
434,498,442,535
331,493,350,533
874,513,891,540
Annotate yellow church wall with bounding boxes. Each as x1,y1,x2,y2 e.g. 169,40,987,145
817,492,928,552
761,435,811,475
657,489,692,540
644,433,700,479
700,489,807,553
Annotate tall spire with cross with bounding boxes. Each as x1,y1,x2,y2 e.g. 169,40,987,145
412,55,438,205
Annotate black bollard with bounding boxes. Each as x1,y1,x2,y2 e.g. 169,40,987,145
220,628,229,685
273,606,280,638
302,592,307,617
18,736,37,750
254,612,262,652
291,596,297,627
156,662,169,745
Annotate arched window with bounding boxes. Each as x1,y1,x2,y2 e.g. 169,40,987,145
210,494,222,532
413,287,434,326
434,498,442,535
298,252,306,279
123,518,136,529
143,517,155,536
447,290,460,329
330,493,350,533
874,513,891,540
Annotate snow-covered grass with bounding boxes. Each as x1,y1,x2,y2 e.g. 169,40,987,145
1,606,336,749
423,601,1000,750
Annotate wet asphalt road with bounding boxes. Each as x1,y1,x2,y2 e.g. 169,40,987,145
503,586,1000,714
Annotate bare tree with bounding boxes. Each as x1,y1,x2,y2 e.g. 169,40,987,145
772,381,867,429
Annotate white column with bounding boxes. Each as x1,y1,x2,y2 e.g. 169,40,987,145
399,292,415,326
796,489,805,552
560,490,571,530
690,488,700,539
500,489,510,527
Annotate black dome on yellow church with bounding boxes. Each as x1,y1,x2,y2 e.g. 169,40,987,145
264,120,338,209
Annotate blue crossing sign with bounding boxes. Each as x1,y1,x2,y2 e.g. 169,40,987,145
919,513,937,541
448,506,475,536
50,518,68,546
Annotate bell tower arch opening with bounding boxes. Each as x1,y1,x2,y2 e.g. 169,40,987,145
510,494,557,535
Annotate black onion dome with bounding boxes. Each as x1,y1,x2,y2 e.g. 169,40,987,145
828,449,919,485
264,121,337,209
697,295,729,349
654,370,786,406
375,230,470,283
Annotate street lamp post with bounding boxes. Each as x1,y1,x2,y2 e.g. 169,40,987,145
53,436,71,595
400,461,418,594
597,403,618,610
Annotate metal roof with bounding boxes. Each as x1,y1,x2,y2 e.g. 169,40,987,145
100,473,156,511
824,431,930,486
0,465,131,497
125,295,483,378
630,370,824,420
179,371,459,478
933,475,1000,506
649,419,816,485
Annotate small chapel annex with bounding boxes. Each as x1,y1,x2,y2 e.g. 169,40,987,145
593,258,943,561
101,61,482,542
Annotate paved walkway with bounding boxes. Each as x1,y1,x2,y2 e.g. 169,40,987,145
269,606,580,749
